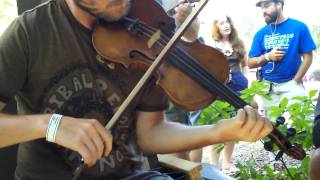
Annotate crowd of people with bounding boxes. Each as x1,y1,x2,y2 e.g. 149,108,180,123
0,0,318,179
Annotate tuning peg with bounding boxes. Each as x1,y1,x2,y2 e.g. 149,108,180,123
275,116,285,127
264,140,274,151
275,150,284,161
286,128,296,137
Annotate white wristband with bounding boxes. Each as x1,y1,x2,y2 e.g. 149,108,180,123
265,52,270,61
46,113,63,143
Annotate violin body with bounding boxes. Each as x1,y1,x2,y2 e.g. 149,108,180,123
93,0,229,111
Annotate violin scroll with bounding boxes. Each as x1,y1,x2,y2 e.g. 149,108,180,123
265,122,306,160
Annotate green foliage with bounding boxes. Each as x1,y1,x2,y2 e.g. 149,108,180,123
267,89,318,149
195,101,235,125
240,80,271,102
235,158,265,180
195,81,271,126
196,80,317,179
234,156,311,180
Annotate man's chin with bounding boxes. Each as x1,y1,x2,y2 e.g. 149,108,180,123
100,3,130,22
98,12,126,22
264,17,272,24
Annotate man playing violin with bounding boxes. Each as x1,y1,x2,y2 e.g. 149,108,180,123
0,0,272,179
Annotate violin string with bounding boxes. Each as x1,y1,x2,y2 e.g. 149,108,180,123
137,23,246,108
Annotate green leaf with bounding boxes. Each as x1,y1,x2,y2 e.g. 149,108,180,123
309,89,319,99
280,97,289,109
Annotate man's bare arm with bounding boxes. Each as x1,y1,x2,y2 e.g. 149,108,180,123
248,55,268,69
0,100,112,166
294,52,313,82
181,19,200,42
174,1,200,42
0,112,50,148
248,48,287,69
136,106,272,154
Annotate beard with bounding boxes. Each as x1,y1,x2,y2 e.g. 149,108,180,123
74,0,131,22
263,10,279,24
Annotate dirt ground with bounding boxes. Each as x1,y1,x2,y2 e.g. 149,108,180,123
201,141,307,177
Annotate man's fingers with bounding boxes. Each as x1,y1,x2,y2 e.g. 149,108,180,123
243,106,257,133
250,116,267,140
175,3,192,14
54,117,113,167
78,143,95,167
79,129,99,163
262,118,273,137
93,122,113,156
232,106,274,142
86,120,105,159
272,49,285,60
235,108,246,127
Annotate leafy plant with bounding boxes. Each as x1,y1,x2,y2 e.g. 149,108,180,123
235,158,265,180
195,80,318,179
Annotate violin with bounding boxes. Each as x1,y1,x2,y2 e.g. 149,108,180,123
73,0,305,178
93,0,227,111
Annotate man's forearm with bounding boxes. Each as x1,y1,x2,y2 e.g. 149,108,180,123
248,55,269,69
0,113,49,148
137,107,272,155
137,121,222,155
294,52,313,82
180,18,200,42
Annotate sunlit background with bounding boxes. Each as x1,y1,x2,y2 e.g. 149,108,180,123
0,0,17,35
0,0,319,73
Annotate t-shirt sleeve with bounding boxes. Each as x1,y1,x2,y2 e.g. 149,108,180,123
248,32,264,58
298,23,317,54
0,17,28,102
135,78,168,112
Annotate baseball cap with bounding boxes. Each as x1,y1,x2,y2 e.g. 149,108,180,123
256,0,284,7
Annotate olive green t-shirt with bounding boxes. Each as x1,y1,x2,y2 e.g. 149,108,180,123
0,0,168,179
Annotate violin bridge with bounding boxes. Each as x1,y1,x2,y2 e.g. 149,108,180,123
147,29,161,49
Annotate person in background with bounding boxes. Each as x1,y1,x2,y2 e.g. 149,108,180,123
186,14,250,170
208,14,249,170
160,0,202,162
248,0,317,170
248,0,317,117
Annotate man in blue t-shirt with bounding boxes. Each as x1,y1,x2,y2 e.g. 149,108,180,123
248,0,317,116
